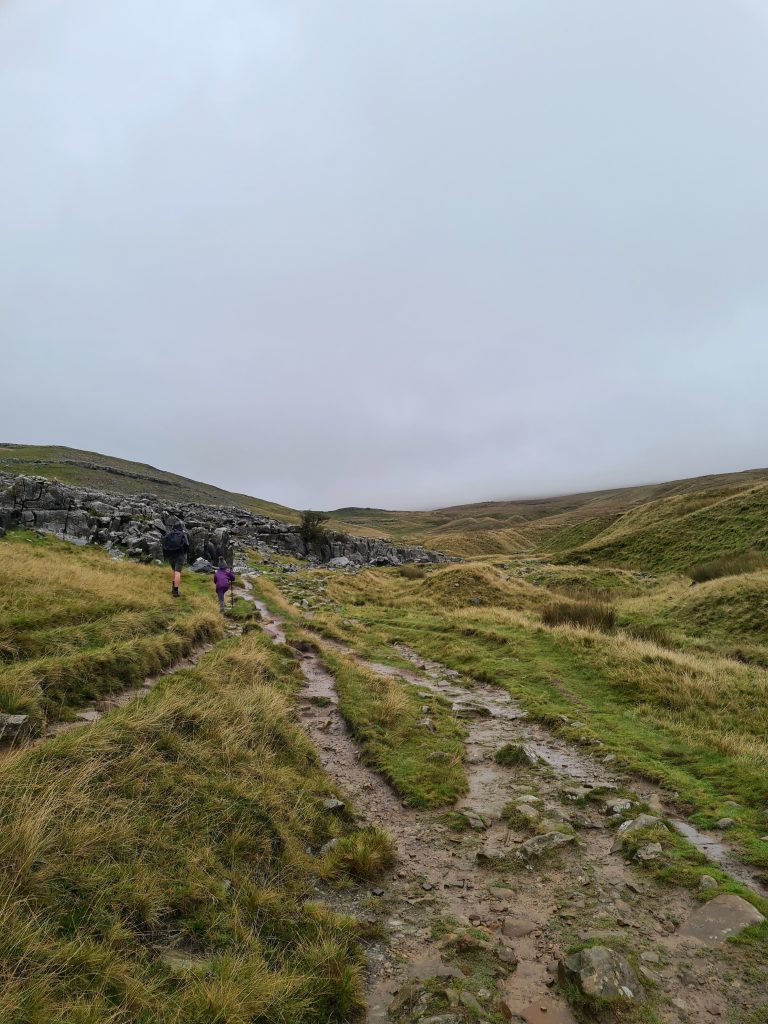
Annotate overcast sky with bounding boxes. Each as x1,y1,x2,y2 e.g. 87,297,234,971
2,1,768,510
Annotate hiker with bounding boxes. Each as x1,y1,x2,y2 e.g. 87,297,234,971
161,518,189,598
214,560,235,613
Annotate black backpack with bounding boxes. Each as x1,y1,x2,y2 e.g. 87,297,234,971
162,528,185,554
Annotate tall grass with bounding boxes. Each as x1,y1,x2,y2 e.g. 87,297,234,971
0,632,380,1022
690,549,768,584
541,599,616,632
0,532,223,727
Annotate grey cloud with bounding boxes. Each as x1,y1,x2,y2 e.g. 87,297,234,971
1,0,767,509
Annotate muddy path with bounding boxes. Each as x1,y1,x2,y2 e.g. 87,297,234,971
242,585,767,1024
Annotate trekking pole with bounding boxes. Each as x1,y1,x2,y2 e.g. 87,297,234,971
230,553,235,611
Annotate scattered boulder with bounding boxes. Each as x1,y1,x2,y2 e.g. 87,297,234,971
611,814,667,853
327,556,351,568
635,842,663,862
0,713,31,744
604,798,633,815
558,945,643,1002
516,831,575,861
714,817,736,830
322,798,345,812
502,916,539,939
697,874,718,891
678,894,765,946
190,557,215,573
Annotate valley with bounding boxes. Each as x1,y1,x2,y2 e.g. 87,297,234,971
1,454,768,1023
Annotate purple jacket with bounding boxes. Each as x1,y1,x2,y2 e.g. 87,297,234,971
214,568,235,592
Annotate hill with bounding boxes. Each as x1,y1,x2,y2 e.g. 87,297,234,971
0,443,299,522
328,467,768,558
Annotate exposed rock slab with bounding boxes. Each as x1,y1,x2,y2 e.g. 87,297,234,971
678,894,765,946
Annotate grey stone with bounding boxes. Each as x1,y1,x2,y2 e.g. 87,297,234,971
635,842,663,862
697,874,718,890
502,916,539,938
0,713,31,743
678,894,765,946
322,798,345,812
558,945,643,1002
516,831,575,861
605,799,633,815
611,814,667,853
714,817,736,829
327,556,351,567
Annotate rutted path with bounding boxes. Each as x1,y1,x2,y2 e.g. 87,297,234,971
242,583,767,1024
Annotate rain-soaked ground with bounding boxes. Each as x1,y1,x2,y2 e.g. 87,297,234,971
240,581,767,1024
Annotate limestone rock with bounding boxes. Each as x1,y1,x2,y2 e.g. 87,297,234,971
611,814,666,853
322,798,345,812
678,894,765,946
0,713,31,743
557,945,643,1002
635,842,663,862
502,916,539,938
516,831,575,861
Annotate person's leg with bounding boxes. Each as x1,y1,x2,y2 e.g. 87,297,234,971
217,589,225,612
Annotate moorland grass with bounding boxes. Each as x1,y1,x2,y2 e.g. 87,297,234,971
0,532,223,727
689,549,768,583
0,630,386,1023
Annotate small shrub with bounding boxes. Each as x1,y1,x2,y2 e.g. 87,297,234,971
399,564,425,580
300,510,329,550
689,550,768,584
542,600,616,632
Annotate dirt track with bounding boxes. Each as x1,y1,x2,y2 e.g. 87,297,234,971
243,584,766,1024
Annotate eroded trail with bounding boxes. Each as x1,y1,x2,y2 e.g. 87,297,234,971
245,587,765,1024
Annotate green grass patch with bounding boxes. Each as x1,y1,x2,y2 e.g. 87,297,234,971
311,639,467,808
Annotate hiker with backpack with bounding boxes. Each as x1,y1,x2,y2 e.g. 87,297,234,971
214,560,235,613
161,519,189,598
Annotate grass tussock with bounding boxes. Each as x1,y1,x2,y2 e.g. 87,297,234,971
0,532,223,728
690,549,768,584
542,599,616,632
0,631,378,1023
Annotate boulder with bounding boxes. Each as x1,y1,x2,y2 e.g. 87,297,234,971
611,814,667,853
558,945,643,1002
0,713,31,743
516,831,575,861
327,556,352,568
678,894,765,946
190,558,215,573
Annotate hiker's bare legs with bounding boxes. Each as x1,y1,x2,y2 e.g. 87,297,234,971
173,570,181,589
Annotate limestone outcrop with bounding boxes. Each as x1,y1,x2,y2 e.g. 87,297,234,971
0,474,448,567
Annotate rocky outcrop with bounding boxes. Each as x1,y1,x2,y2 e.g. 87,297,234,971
0,474,448,567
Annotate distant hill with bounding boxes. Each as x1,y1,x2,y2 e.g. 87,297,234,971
327,468,768,561
0,443,299,522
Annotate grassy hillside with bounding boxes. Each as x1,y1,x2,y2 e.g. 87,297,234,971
0,532,394,1022
564,482,768,572
328,467,768,557
0,532,226,730
0,443,299,521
